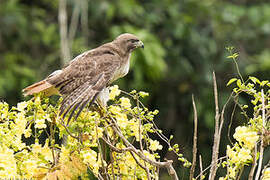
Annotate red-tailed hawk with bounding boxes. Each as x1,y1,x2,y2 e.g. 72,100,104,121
23,33,144,123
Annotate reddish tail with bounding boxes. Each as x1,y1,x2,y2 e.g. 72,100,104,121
22,80,54,96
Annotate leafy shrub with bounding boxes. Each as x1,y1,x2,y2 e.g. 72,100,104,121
0,85,189,179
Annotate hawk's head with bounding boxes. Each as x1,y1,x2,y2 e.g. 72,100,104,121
114,33,144,53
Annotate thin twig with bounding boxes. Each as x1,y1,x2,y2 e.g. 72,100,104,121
237,167,244,180
255,89,266,180
137,98,144,152
219,92,233,135
95,120,109,179
228,103,237,145
121,91,177,154
129,151,149,175
199,155,203,180
143,159,151,180
60,121,79,141
97,173,104,180
190,94,198,180
195,156,227,180
248,143,257,180
233,58,244,83
50,118,57,165
104,120,151,177
232,94,249,121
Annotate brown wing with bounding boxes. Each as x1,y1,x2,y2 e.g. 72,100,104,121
49,49,121,123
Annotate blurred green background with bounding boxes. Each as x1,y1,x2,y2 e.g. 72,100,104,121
1,0,270,179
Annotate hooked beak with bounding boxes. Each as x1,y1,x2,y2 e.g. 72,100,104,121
136,40,144,49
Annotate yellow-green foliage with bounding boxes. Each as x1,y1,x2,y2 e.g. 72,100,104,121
1,51,269,179
219,49,270,180
220,76,270,180
0,85,189,179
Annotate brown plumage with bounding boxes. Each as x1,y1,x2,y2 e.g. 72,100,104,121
23,33,144,123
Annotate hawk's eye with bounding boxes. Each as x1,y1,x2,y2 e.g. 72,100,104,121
128,39,139,43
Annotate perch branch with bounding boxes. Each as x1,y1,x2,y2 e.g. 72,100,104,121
101,137,132,153
108,115,179,180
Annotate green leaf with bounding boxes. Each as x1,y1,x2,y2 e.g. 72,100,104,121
260,80,269,86
225,46,234,51
232,53,239,58
243,105,248,108
236,79,242,88
226,78,238,86
226,53,239,59
249,76,260,84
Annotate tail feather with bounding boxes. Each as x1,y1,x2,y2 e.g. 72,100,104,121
22,80,56,96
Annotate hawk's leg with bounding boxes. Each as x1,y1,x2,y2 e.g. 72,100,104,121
96,87,110,108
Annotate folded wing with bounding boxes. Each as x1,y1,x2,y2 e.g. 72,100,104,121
48,49,121,123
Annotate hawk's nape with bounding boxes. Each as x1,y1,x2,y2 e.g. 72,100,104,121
22,33,144,123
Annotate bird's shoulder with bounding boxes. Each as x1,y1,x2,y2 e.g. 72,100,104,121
70,43,122,65
58,43,122,79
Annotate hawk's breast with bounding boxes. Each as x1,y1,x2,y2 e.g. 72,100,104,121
110,55,130,83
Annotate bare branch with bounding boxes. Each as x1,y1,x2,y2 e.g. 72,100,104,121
219,92,233,135
195,156,227,180
199,155,203,180
137,99,144,152
166,160,179,180
248,143,257,180
237,167,244,180
143,161,151,180
255,89,266,180
209,71,221,180
97,173,104,180
107,115,179,180
129,150,149,173
101,137,132,153
228,103,237,145
109,151,116,180
95,121,109,179
190,94,198,180
60,120,79,141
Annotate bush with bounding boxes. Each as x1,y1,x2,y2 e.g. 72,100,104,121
0,85,189,179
